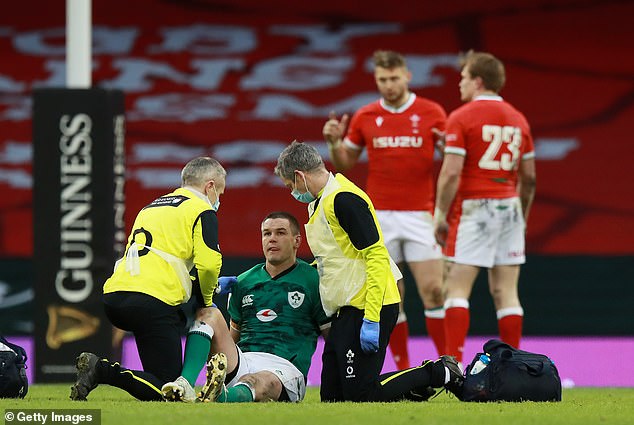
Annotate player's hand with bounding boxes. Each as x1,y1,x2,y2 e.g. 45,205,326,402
360,318,380,354
433,208,449,246
215,276,237,295
432,127,446,154
323,111,349,144
434,221,449,247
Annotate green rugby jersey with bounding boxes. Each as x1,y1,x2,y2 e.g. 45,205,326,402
228,259,329,377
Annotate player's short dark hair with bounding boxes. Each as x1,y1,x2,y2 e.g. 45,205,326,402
373,50,407,69
262,211,301,236
460,50,506,93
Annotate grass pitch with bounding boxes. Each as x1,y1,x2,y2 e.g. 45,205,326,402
2,385,634,425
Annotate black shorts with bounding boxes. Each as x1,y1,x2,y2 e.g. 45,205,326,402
320,303,399,402
103,291,186,382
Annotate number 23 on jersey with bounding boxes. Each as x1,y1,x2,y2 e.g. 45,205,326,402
479,125,521,171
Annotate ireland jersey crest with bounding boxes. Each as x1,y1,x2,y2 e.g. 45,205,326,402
288,291,305,308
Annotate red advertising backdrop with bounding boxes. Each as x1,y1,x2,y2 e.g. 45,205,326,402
1,0,633,258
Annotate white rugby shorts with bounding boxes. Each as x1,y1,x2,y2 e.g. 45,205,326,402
446,197,526,268
229,346,306,402
376,210,442,263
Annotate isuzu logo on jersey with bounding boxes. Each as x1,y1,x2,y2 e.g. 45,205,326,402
288,291,305,308
373,136,423,148
256,309,277,322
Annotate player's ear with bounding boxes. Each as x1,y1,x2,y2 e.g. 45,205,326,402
474,76,485,90
294,234,301,249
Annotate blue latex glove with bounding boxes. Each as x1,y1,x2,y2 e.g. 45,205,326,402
360,318,380,354
215,276,237,295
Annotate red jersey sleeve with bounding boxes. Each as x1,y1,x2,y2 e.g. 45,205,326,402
444,98,533,199
520,116,535,160
444,113,466,157
344,109,366,150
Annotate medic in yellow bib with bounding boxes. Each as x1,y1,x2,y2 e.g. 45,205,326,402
70,157,226,402
275,141,464,402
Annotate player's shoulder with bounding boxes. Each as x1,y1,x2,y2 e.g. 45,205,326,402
412,95,446,114
451,99,478,114
447,100,484,123
501,100,530,124
295,259,319,276
292,260,320,287
236,263,266,285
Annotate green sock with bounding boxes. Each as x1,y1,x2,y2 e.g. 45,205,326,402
181,332,211,387
217,383,255,403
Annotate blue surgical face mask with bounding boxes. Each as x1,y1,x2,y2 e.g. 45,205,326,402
291,172,315,203
211,184,220,211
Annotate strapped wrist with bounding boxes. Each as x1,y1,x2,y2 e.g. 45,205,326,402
433,207,446,224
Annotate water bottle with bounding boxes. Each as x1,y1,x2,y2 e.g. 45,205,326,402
469,354,490,375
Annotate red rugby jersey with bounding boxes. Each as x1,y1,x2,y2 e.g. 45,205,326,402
444,95,535,200
344,94,447,211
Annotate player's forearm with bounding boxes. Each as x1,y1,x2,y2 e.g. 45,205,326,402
327,139,353,172
518,178,536,222
229,320,241,343
435,173,459,219
435,154,462,218
517,157,536,222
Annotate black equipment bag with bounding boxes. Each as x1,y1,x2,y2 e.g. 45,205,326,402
0,336,29,398
462,339,561,402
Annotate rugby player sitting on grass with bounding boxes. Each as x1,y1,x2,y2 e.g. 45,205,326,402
162,211,330,402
